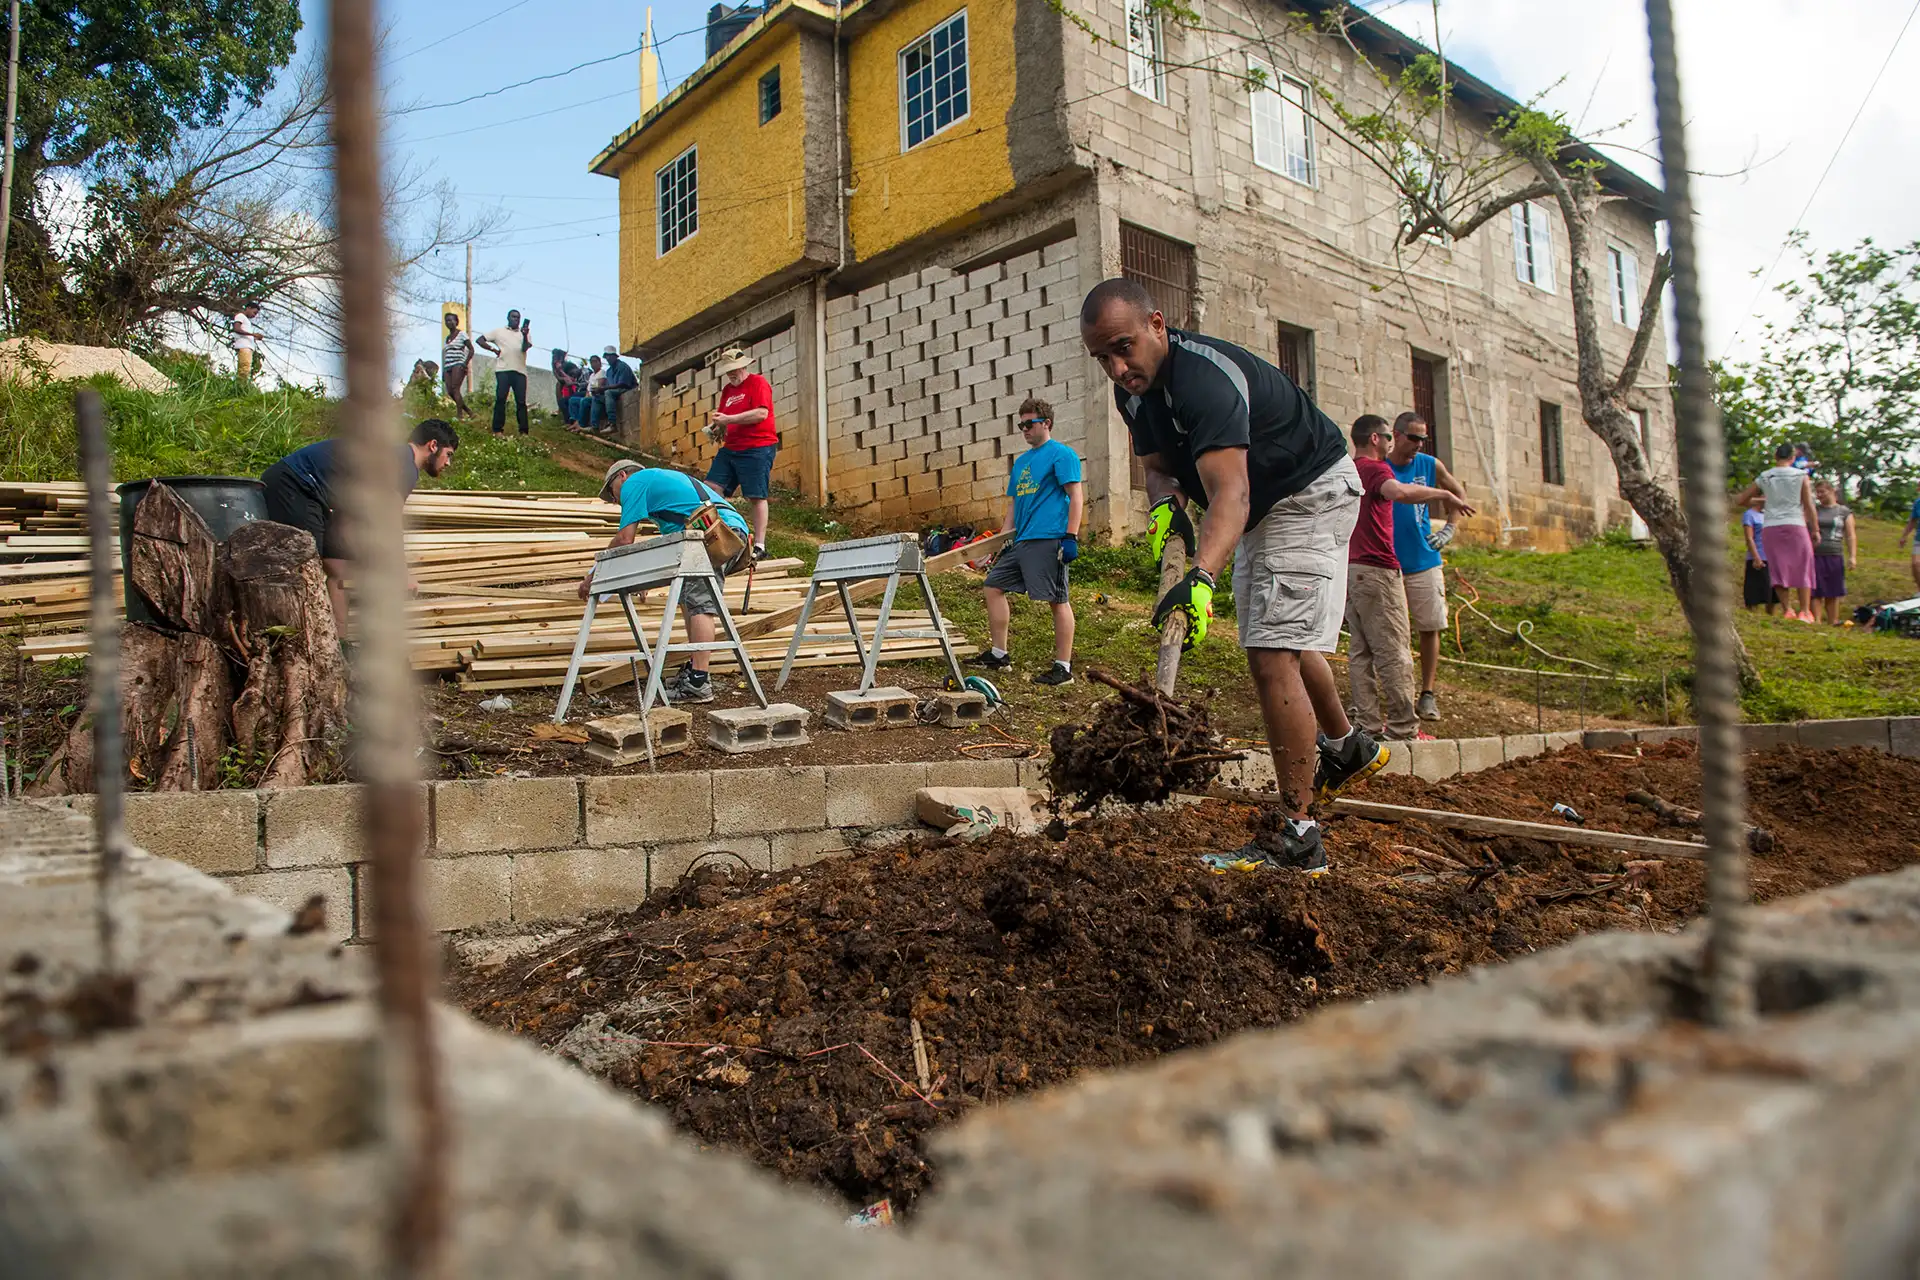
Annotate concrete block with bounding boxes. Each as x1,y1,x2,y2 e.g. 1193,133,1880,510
1796,717,1892,752
512,846,648,922
823,686,917,731
649,835,773,891
1016,756,1052,792
263,783,428,870
932,690,991,727
1635,726,1700,745
825,762,932,827
1890,717,1920,759
1374,743,1412,775
433,777,581,855
770,828,854,870
1455,736,1505,774
1408,737,1461,781
1543,730,1584,752
1503,733,1548,762
1583,729,1636,749
1743,721,1801,751
712,766,827,834
584,771,713,846
706,702,812,754
222,866,355,944
124,790,259,875
933,758,1021,790
584,708,694,754
1237,750,1278,792
356,854,511,935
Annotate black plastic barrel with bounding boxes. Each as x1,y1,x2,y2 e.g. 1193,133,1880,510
116,477,268,626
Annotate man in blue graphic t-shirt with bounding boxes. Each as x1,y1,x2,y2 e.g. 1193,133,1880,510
1385,412,1471,724
969,395,1083,686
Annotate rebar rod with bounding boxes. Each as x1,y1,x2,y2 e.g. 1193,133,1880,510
76,388,127,972
328,0,450,1271
1646,0,1754,1027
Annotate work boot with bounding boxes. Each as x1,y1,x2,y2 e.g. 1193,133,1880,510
1314,728,1389,804
1203,819,1329,876
1032,661,1073,686
1416,690,1440,721
967,648,1013,670
665,663,715,704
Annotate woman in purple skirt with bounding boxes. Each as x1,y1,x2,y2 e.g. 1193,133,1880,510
1734,443,1819,623
1811,479,1856,625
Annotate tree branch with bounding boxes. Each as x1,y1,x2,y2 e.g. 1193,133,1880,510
1613,249,1673,399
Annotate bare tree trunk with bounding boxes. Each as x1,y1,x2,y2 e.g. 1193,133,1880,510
128,482,221,633
42,625,232,794
224,520,348,788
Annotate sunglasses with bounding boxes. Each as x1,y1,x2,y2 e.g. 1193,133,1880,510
1398,432,1429,443
1017,419,1049,429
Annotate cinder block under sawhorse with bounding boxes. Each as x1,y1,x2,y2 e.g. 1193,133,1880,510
932,689,990,727
825,686,917,731
583,709,693,766
707,704,813,755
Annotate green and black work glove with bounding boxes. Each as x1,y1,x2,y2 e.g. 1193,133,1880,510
1147,496,1197,564
1151,566,1215,651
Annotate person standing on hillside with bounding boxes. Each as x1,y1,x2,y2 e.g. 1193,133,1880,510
260,420,460,633
231,301,262,384
441,312,474,418
1734,443,1820,623
1080,277,1388,876
1899,494,1920,593
476,308,532,434
600,345,639,431
1347,415,1474,744
583,460,753,705
969,397,1083,686
1742,495,1776,614
1384,410,1469,723
705,347,776,560
1811,479,1856,625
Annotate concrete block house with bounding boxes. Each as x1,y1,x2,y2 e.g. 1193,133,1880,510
590,0,1672,546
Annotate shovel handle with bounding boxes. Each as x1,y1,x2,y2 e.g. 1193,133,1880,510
1154,539,1189,696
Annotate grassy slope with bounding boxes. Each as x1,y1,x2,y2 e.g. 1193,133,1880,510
9,362,1919,724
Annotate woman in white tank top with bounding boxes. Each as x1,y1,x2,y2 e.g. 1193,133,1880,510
1733,444,1819,621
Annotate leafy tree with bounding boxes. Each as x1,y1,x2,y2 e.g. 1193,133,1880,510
1705,361,1769,488
1740,234,1920,508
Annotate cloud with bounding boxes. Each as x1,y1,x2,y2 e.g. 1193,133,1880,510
1369,0,1920,361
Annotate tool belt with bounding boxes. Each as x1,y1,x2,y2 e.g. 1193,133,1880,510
685,501,747,571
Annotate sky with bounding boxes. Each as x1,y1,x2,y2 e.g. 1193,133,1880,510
266,0,1920,388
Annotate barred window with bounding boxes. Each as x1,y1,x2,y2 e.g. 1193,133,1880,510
656,146,697,257
901,11,969,150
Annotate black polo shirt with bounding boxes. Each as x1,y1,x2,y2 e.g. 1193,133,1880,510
1117,328,1347,529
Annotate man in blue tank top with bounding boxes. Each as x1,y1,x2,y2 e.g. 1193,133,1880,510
1385,412,1471,725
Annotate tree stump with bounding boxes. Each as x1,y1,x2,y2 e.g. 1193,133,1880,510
39,482,347,795
224,520,348,789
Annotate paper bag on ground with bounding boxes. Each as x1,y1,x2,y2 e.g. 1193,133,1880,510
916,786,1042,835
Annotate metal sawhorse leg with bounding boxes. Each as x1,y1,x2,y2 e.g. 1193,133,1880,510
775,533,965,692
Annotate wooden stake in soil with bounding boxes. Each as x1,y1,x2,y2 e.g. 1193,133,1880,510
329,1,449,1273
76,389,128,973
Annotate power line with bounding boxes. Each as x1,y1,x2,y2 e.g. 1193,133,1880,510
396,86,633,145
1718,0,1920,358
388,0,535,66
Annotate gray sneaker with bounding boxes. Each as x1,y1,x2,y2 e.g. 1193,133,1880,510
1416,690,1440,721
1203,821,1329,875
666,665,715,704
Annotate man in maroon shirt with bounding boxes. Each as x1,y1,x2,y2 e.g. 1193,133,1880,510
705,346,779,559
1346,415,1473,741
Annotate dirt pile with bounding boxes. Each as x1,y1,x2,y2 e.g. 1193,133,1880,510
1046,670,1234,805
453,742,1920,1212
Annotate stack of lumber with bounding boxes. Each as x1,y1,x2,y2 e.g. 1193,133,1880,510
1,481,993,690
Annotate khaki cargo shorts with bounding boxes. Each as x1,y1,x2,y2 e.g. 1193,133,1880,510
1402,564,1449,632
1233,455,1362,652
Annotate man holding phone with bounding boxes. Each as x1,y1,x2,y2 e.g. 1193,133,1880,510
477,308,532,435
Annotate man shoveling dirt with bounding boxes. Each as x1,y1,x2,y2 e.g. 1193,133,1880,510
1078,279,1390,875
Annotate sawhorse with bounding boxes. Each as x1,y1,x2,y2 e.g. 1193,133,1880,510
775,533,965,692
553,531,767,722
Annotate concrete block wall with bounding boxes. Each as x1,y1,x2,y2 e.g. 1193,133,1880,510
649,325,802,488
46,717,1919,941
823,238,1087,526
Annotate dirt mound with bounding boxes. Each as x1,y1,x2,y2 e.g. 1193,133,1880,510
452,743,1920,1212
1046,671,1234,806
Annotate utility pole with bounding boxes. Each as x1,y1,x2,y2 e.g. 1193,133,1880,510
0,0,23,326
464,241,473,336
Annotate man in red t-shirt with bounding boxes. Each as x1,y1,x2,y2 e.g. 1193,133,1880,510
705,346,778,558
1346,415,1473,742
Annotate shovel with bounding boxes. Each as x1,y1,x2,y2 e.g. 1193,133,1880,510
1154,534,1190,696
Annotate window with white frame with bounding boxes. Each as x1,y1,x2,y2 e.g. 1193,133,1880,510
656,146,698,256
1249,60,1315,187
1607,244,1640,327
1511,200,1556,293
900,11,969,151
1125,0,1165,103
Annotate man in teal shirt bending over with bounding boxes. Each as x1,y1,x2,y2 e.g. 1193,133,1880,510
970,395,1083,686
583,460,752,705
